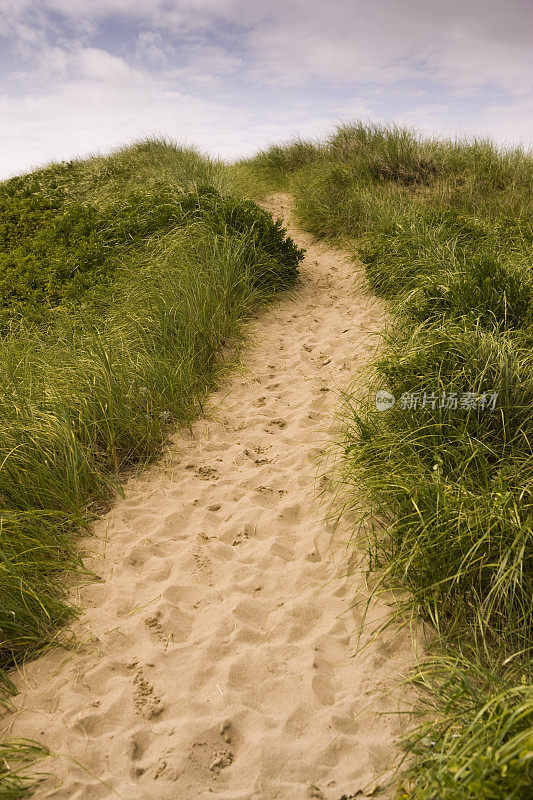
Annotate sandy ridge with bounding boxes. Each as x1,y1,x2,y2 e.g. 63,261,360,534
3,194,416,800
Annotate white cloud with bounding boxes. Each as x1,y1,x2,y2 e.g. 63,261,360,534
0,77,214,178
76,48,142,82
137,31,169,63
9,44,146,86
0,60,338,178
3,0,533,93
0,0,531,178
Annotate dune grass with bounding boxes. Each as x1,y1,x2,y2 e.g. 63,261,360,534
244,122,533,798
2,124,531,797
0,138,303,797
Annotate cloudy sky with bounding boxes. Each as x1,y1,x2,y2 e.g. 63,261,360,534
1,0,532,178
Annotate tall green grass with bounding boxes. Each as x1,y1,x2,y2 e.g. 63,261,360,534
0,139,303,797
236,136,324,190
245,122,533,798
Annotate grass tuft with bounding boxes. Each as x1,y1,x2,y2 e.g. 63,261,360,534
0,138,303,796
244,120,533,797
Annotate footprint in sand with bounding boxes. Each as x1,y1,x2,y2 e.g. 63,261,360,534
269,541,295,562
312,654,336,706
158,722,236,789
196,465,218,481
128,728,152,766
244,446,271,465
191,535,214,581
253,485,288,508
130,663,165,720
144,604,193,649
4,193,415,800
264,417,287,433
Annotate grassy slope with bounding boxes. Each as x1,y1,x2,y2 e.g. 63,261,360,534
0,140,303,796
243,123,533,799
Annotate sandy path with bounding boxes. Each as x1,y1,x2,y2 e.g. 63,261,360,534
4,194,416,800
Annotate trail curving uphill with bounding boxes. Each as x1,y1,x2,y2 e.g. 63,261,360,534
4,194,416,800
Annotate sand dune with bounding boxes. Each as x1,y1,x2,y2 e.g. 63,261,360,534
3,194,418,800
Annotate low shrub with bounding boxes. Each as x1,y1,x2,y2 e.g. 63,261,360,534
0,140,303,796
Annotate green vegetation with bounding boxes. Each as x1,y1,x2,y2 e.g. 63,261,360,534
0,139,303,797
243,122,533,798
0,147,296,329
1,124,531,798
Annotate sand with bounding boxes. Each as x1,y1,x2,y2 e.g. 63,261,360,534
3,194,418,800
